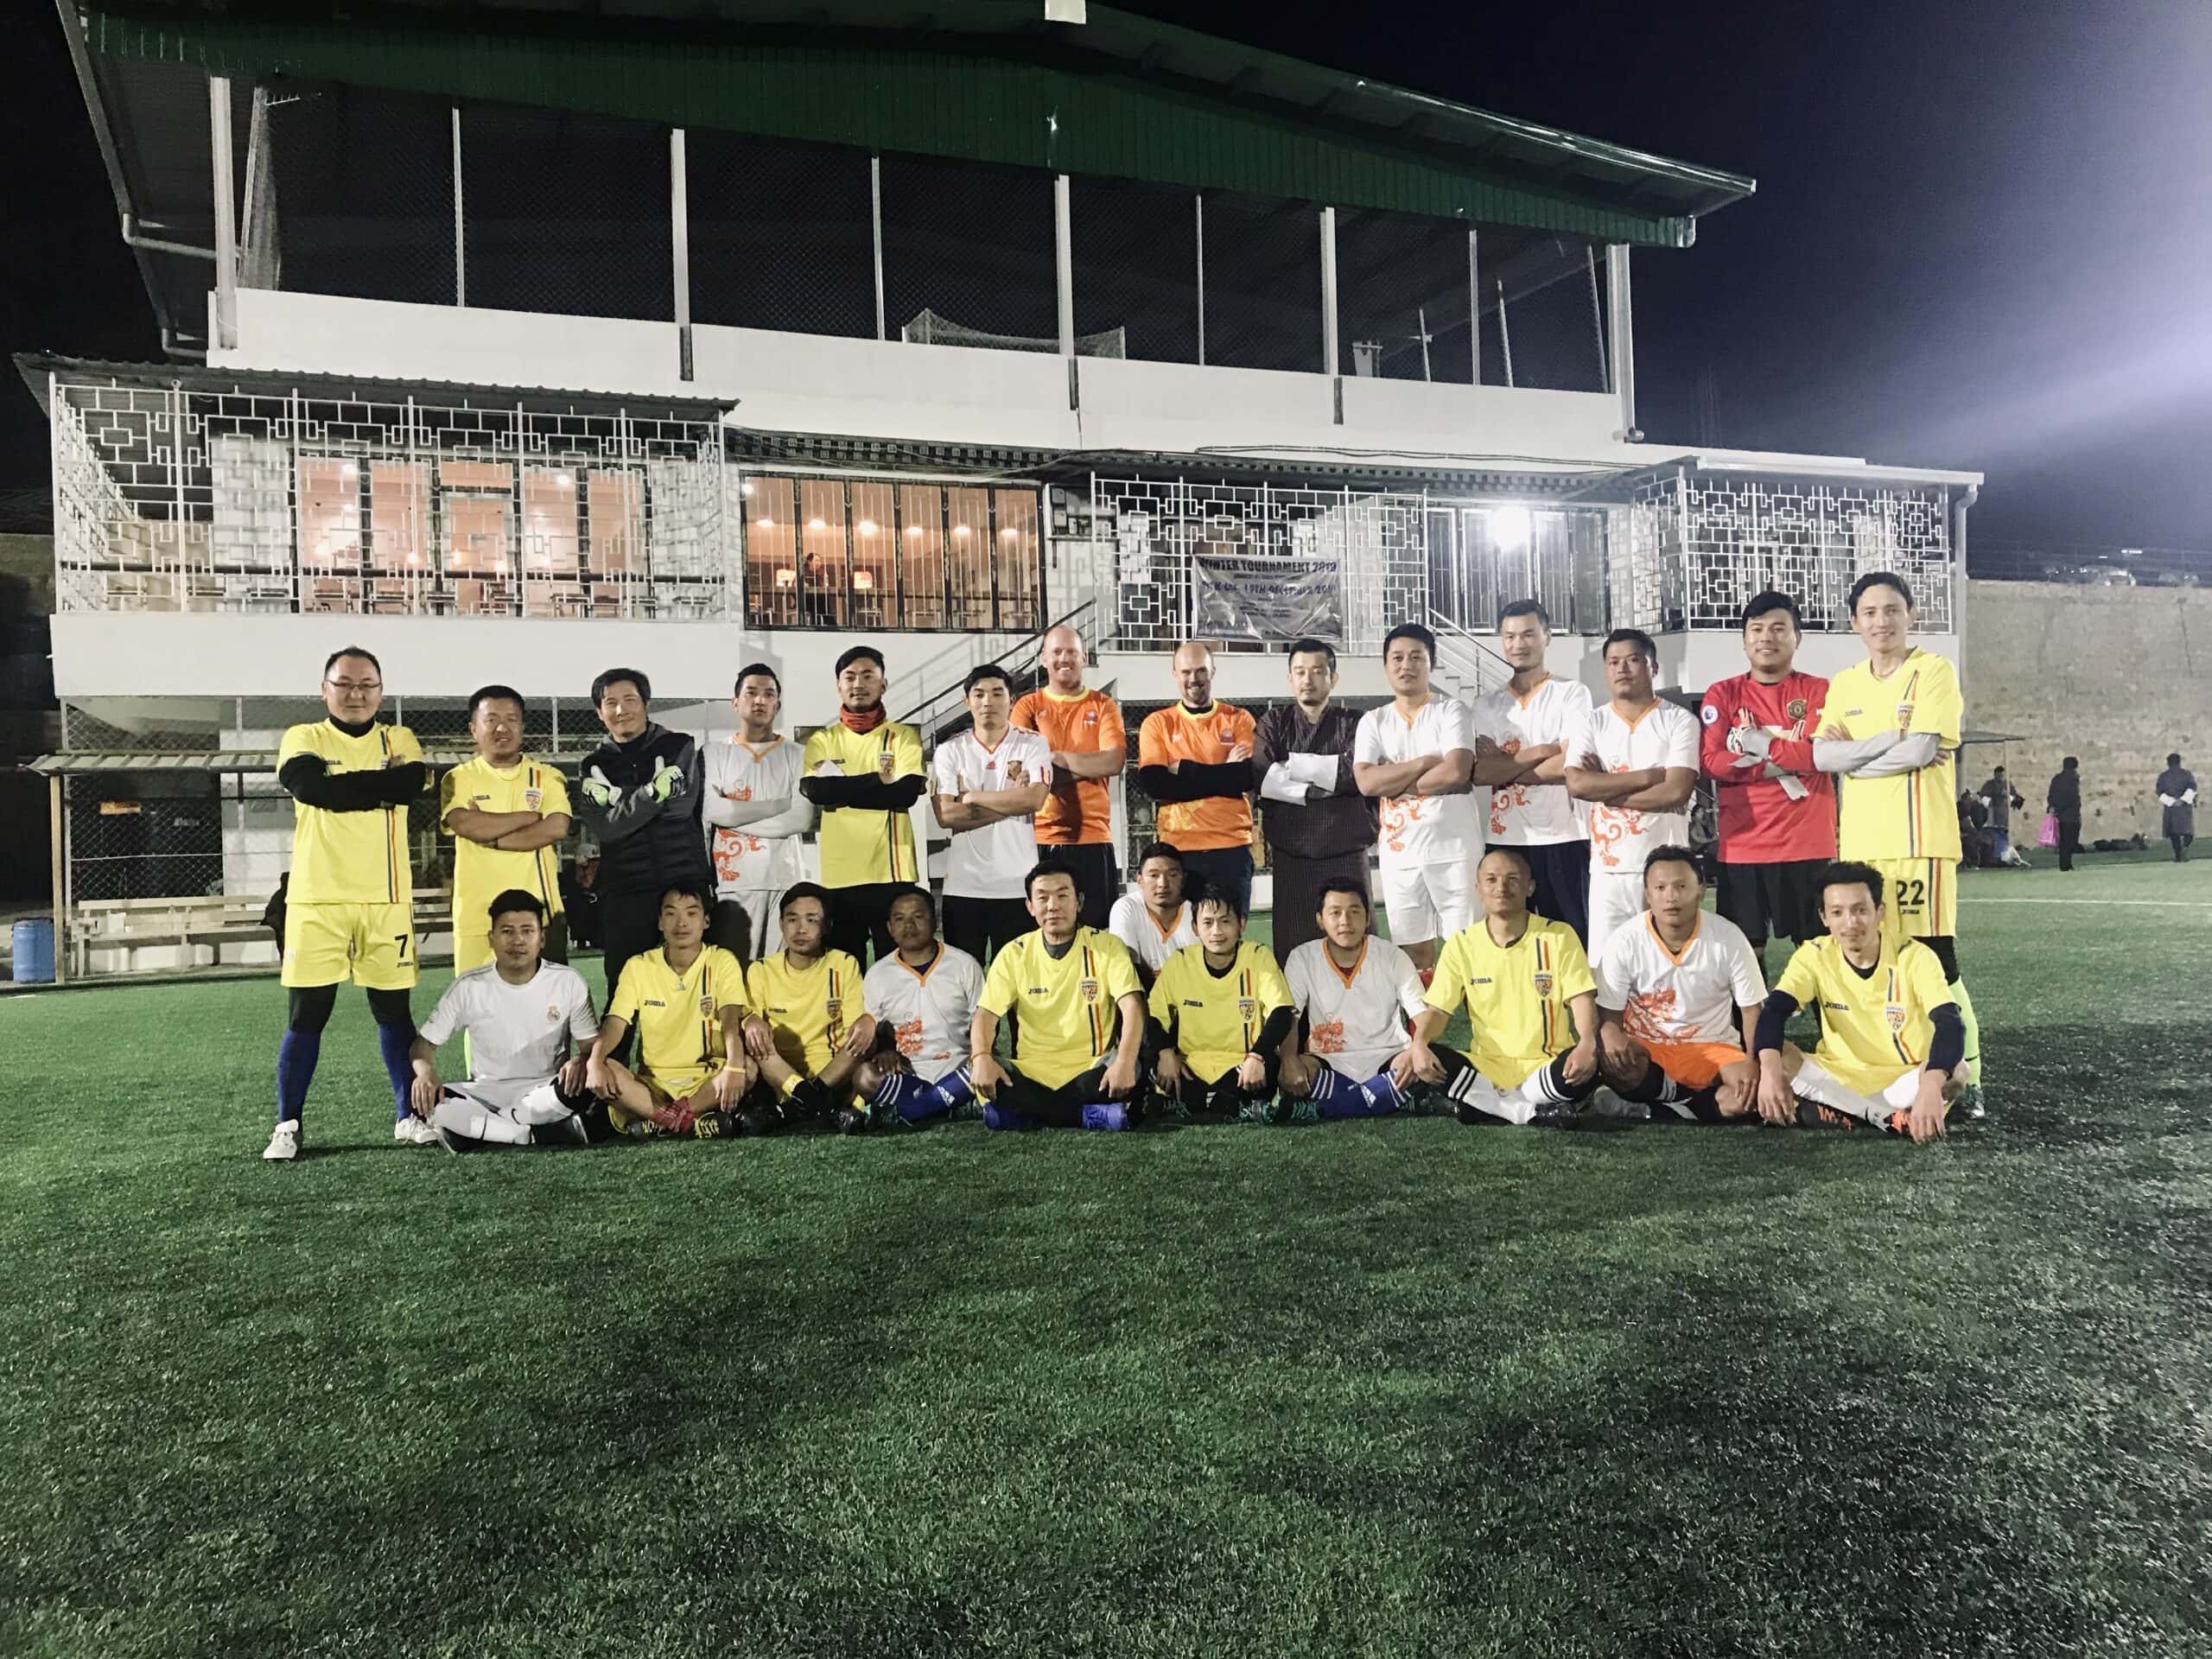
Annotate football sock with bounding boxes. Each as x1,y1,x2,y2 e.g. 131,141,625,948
376,1021,416,1123
924,1065,976,1118
1079,1103,1128,1132
437,1105,530,1146
1950,980,1982,1083
275,1030,321,1123
982,1100,1036,1130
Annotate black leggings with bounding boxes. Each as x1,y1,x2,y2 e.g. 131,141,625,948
287,984,414,1033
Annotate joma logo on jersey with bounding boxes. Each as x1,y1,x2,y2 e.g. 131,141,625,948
642,998,665,1008
1181,998,1205,1009
1469,976,1493,986
1823,1000,1852,1014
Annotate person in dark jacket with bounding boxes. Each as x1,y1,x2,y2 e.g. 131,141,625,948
2046,757,2083,873
2157,753,2196,862
573,667,711,1023
1251,637,1376,959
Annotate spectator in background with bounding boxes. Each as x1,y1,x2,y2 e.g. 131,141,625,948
1979,766,2028,867
2157,753,2196,863
2047,757,2083,873
1956,790,1991,869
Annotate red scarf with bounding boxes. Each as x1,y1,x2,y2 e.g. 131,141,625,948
840,705,887,735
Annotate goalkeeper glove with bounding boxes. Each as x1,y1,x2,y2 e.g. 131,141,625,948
647,759,684,803
580,770,619,808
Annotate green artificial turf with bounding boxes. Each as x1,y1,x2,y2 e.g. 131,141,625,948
3,856,2209,1656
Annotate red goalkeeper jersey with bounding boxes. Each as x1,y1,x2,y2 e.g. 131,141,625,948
1700,671,1836,864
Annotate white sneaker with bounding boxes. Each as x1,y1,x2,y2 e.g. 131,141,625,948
392,1116,440,1146
263,1121,302,1161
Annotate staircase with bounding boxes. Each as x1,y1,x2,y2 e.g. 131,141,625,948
1426,609,1517,704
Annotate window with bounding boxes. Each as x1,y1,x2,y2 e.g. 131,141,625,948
799,479,849,626
849,480,895,630
898,484,946,630
745,475,798,628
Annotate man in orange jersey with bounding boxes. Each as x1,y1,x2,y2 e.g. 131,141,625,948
1135,641,1258,918
1011,624,1127,931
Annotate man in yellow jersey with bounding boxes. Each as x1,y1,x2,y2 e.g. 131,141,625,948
1752,862,1967,1143
1814,572,1981,1114
263,646,434,1161
1135,642,1257,917
740,882,878,1136
1402,847,1602,1126
1148,885,1295,1120
799,645,925,966
586,881,752,1138
970,858,1147,1131
440,684,571,973
1012,625,1127,931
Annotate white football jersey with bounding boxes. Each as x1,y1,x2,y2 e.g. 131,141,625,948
931,728,1054,899
1108,894,1198,976
704,735,808,895
1284,936,1427,1077
1576,700,1700,876
861,944,985,1083
1472,675,1594,846
1593,912,1765,1047
418,962,599,1108
1353,696,1484,868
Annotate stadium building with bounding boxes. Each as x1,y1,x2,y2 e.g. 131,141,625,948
25,0,1980,975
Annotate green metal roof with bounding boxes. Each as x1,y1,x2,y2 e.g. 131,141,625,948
79,3,1751,249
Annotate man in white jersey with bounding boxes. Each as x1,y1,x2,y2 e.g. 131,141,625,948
406,890,598,1151
1271,880,1432,1124
703,662,816,962
1565,628,1700,960
931,663,1054,962
1353,621,1482,975
1472,599,1594,945
855,887,985,1126
1108,840,1200,988
1592,847,1766,1122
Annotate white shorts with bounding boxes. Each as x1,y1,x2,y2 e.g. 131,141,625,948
1444,1054,1575,1126
1790,1058,1921,1126
1380,855,1480,946
1586,872,1645,963
429,1079,575,1147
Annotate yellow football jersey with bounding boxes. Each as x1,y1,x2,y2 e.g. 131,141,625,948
744,949,867,1075
1148,939,1292,1081
610,944,747,1080
979,927,1141,1090
1425,917,1596,1089
439,755,570,937
1775,935,1954,1096
1827,648,1962,861
800,721,925,887
278,720,425,906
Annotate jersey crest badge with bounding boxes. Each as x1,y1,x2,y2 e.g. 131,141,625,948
1532,970,1554,998
524,788,543,811
546,1002,561,1022
698,994,714,1017
825,995,842,1020
1236,997,1257,1020
1785,698,1808,721
1884,1002,1907,1033
1079,976,1100,1003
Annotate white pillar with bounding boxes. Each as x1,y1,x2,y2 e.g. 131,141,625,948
1607,244,1638,438
208,76,237,350
870,155,887,341
451,107,466,307
671,128,693,380
1055,173,1077,410
1319,205,1340,375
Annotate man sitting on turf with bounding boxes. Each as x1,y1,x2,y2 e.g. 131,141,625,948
1753,861,1967,1143
1274,880,1433,1122
1108,839,1200,989
1592,847,1768,1122
408,890,599,1151
970,858,1147,1131
1150,885,1296,1120
741,881,879,1135
854,885,984,1127
584,881,752,1138
1401,846,1602,1126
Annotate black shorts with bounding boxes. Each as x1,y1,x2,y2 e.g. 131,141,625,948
1715,859,1826,946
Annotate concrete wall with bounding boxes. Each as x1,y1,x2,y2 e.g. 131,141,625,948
1963,578,2209,840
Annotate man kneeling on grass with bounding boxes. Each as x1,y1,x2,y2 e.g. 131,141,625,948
1148,884,1295,1120
408,889,599,1152
1271,880,1433,1124
852,885,983,1127
585,881,753,1138
741,882,878,1135
1592,846,1768,1122
969,858,1147,1131
1753,861,1967,1143
1401,846,1602,1125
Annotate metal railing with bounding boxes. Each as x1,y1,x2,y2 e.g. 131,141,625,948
894,600,1101,741
1969,541,2209,588
1426,609,1517,703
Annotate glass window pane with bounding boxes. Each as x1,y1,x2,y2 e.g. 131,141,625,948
799,479,849,627
897,484,945,630
745,475,798,628
296,458,361,569
522,468,582,575
368,462,429,575
849,480,895,631
992,489,1040,631
947,486,992,630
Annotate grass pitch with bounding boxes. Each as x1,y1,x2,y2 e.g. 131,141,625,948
3,855,2209,1656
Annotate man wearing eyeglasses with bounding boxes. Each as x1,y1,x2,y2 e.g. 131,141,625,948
262,646,434,1160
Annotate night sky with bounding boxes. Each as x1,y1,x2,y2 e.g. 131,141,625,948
3,0,2207,549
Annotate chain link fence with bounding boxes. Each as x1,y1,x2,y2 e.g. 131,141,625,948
1072,175,1200,365
1337,207,1476,385
880,152,1058,346
270,86,454,306
689,132,875,339
1198,192,1325,374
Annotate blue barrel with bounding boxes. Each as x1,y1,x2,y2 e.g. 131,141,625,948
11,918,55,984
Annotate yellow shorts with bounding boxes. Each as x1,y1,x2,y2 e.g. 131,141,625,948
1866,858,1957,948
282,901,418,990
606,1069,714,1135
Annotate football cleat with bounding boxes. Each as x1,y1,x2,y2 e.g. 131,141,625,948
1957,1083,1986,1120
533,1112,591,1147
832,1105,869,1135
434,1120,493,1154
393,1116,440,1146
690,1109,728,1140
262,1121,302,1161
1079,1103,1128,1132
